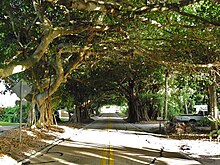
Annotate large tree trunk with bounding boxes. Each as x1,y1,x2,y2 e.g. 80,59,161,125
74,102,90,123
127,95,139,123
127,95,150,123
36,96,54,128
140,103,150,121
27,48,83,128
126,79,149,123
75,105,82,123
27,95,37,127
27,94,54,128
209,82,219,130
81,108,89,121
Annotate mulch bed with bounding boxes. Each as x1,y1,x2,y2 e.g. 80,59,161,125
0,126,64,161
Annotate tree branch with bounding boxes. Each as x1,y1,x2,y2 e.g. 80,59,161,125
32,0,52,28
6,11,24,48
0,25,89,78
135,44,220,71
47,0,120,12
36,48,64,106
134,0,201,14
177,11,220,26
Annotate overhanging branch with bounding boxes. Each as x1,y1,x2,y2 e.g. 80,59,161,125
0,26,89,78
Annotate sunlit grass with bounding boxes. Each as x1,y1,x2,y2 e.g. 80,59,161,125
0,121,19,126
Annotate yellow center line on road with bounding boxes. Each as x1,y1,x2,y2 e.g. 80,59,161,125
101,117,114,165
101,148,108,165
109,144,114,165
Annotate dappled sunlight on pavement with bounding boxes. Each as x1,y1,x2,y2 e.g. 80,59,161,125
21,113,203,165
25,135,200,165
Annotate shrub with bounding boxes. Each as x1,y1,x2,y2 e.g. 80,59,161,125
0,106,28,123
120,106,128,115
207,116,220,142
195,117,212,127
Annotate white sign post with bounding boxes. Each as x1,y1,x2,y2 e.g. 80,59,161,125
12,80,31,143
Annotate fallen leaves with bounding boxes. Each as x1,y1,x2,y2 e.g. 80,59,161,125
0,126,64,161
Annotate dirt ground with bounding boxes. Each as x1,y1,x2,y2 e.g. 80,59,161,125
0,126,65,161
0,119,93,162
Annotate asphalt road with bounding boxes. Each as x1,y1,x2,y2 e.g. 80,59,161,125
22,113,201,165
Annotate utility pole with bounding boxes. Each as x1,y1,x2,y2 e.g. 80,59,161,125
164,70,169,120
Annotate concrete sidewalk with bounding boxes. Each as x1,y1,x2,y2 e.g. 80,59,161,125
0,125,19,133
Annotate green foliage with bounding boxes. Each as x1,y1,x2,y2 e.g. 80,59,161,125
196,117,211,127
207,116,220,126
210,130,220,138
166,72,209,120
0,106,28,123
119,106,128,116
167,105,180,120
0,106,19,122
183,1,220,23
207,116,220,139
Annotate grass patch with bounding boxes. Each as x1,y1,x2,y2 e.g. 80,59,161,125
0,122,19,126
60,118,69,122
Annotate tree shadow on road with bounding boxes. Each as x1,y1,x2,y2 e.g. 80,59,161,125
22,138,200,165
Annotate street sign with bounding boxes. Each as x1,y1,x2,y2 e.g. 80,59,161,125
11,79,31,143
12,80,32,99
